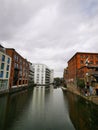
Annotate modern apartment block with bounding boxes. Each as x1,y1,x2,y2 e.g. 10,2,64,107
50,69,54,84
0,45,11,92
6,48,29,88
33,63,54,85
65,52,98,85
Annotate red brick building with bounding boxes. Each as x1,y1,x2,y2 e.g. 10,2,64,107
65,52,98,85
6,48,29,89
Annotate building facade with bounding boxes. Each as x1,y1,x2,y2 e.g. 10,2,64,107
0,45,11,92
66,52,98,86
6,48,29,88
50,69,54,84
28,62,34,86
33,64,53,85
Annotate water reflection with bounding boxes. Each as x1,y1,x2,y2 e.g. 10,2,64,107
1,87,98,130
0,87,75,130
0,90,33,130
64,92,98,130
30,86,75,130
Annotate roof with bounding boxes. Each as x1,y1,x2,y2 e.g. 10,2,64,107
0,44,4,48
6,48,15,51
68,52,98,63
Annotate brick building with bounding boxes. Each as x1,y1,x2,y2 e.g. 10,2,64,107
66,52,98,85
6,48,29,89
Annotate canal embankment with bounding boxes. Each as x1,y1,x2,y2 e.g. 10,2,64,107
63,85,98,105
0,85,35,96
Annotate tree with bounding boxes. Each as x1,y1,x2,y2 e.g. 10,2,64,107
77,78,85,89
54,77,62,86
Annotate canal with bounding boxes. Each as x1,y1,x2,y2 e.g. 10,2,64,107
0,86,98,130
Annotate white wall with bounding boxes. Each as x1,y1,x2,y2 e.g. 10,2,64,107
33,64,54,85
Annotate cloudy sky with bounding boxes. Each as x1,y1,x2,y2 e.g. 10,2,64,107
0,0,98,77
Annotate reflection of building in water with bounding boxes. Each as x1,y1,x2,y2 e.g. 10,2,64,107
0,96,8,129
32,87,45,113
32,86,54,112
67,93,98,130
32,64,54,86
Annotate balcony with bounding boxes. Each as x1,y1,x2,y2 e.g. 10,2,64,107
89,71,98,77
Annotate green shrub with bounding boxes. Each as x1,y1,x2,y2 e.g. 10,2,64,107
77,79,85,89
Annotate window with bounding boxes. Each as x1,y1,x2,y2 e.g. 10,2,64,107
0,71,4,78
7,58,10,64
14,55,17,60
90,61,94,64
90,55,93,59
20,58,22,64
20,65,22,70
85,55,88,59
96,61,98,65
14,63,17,68
1,63,4,69
6,72,9,78
26,63,28,67
2,55,5,61
96,55,98,59
80,55,83,58
6,65,9,71
80,60,84,64
16,56,18,61
14,63,18,68
95,68,98,71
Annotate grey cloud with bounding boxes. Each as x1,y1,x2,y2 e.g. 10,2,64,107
0,0,57,40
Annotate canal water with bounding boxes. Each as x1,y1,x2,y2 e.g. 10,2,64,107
0,86,98,130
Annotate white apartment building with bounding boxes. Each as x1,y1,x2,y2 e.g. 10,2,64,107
33,64,54,85
50,69,54,84
0,45,11,92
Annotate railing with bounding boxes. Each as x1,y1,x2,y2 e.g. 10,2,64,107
89,71,98,76
0,83,8,90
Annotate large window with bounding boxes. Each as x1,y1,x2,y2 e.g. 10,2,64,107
1,63,4,69
0,71,4,78
2,55,5,62
20,65,22,70
6,65,9,71
14,55,17,60
7,58,10,64
6,72,9,78
14,63,18,68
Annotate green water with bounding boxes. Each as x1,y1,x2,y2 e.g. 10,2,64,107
0,87,98,130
